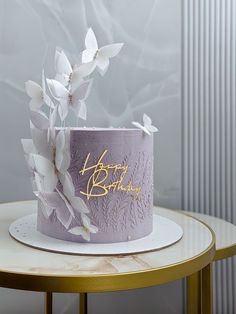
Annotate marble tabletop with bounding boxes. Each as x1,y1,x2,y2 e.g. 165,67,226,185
0,201,215,292
183,211,236,260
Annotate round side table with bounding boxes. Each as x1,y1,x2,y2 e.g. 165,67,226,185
0,201,215,314
184,211,236,314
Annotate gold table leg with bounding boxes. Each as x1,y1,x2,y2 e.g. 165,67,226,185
45,292,53,314
201,263,212,314
80,292,88,314
187,263,212,314
187,270,202,314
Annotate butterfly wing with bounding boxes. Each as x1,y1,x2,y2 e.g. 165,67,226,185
82,28,98,63
81,213,98,233
69,196,89,214
21,139,36,156
99,43,124,59
31,127,51,160
41,70,55,109
82,49,96,64
143,114,158,133
35,190,72,227
96,55,109,72
34,191,55,218
31,128,52,160
32,154,54,177
48,105,58,141
59,171,75,198
25,80,42,98
96,43,123,72
46,79,68,100
47,79,69,120
55,129,71,174
34,172,44,192
58,97,69,121
55,188,75,219
73,79,93,101
32,154,58,192
132,121,151,135
71,101,87,120
143,113,152,126
71,62,96,90
71,80,92,119
68,226,90,241
55,50,72,78
55,73,70,87
21,139,36,171
41,69,47,100
146,125,159,133
78,100,87,120
30,110,49,130
25,80,43,110
85,28,98,50
77,61,96,77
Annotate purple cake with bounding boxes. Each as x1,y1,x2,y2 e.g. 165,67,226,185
37,128,153,243
22,28,158,245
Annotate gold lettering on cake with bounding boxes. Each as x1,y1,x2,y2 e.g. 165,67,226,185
79,150,141,200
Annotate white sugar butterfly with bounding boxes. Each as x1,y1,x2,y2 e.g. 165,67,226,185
132,114,158,135
32,128,71,192
55,49,95,88
25,70,54,110
47,78,92,121
29,104,57,143
34,172,89,228
82,28,123,75
68,213,98,241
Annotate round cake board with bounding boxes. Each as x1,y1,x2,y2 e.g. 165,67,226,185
9,214,183,256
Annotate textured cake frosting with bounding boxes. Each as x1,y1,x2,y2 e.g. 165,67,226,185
37,128,153,243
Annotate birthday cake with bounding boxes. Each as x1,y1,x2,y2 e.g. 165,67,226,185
21,28,158,243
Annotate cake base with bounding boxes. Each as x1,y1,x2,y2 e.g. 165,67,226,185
9,214,183,256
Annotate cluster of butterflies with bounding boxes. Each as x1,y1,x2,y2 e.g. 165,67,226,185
25,27,158,135
25,28,124,125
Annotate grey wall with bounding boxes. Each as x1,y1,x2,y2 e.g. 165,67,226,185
0,1,182,313
182,0,236,312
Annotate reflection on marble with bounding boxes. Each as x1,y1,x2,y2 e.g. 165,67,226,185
184,211,236,251
0,201,212,276
0,0,181,208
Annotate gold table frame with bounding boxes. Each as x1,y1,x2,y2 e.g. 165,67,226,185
0,202,216,314
186,212,236,314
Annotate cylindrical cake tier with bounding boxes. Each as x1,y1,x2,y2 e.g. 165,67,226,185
37,128,153,243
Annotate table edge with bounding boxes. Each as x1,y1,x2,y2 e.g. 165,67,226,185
0,203,216,292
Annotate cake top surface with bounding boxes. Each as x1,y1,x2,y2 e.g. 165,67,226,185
55,127,142,132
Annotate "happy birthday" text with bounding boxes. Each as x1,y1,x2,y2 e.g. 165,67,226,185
79,150,141,200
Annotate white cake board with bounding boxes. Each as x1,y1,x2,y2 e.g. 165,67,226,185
9,214,183,256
